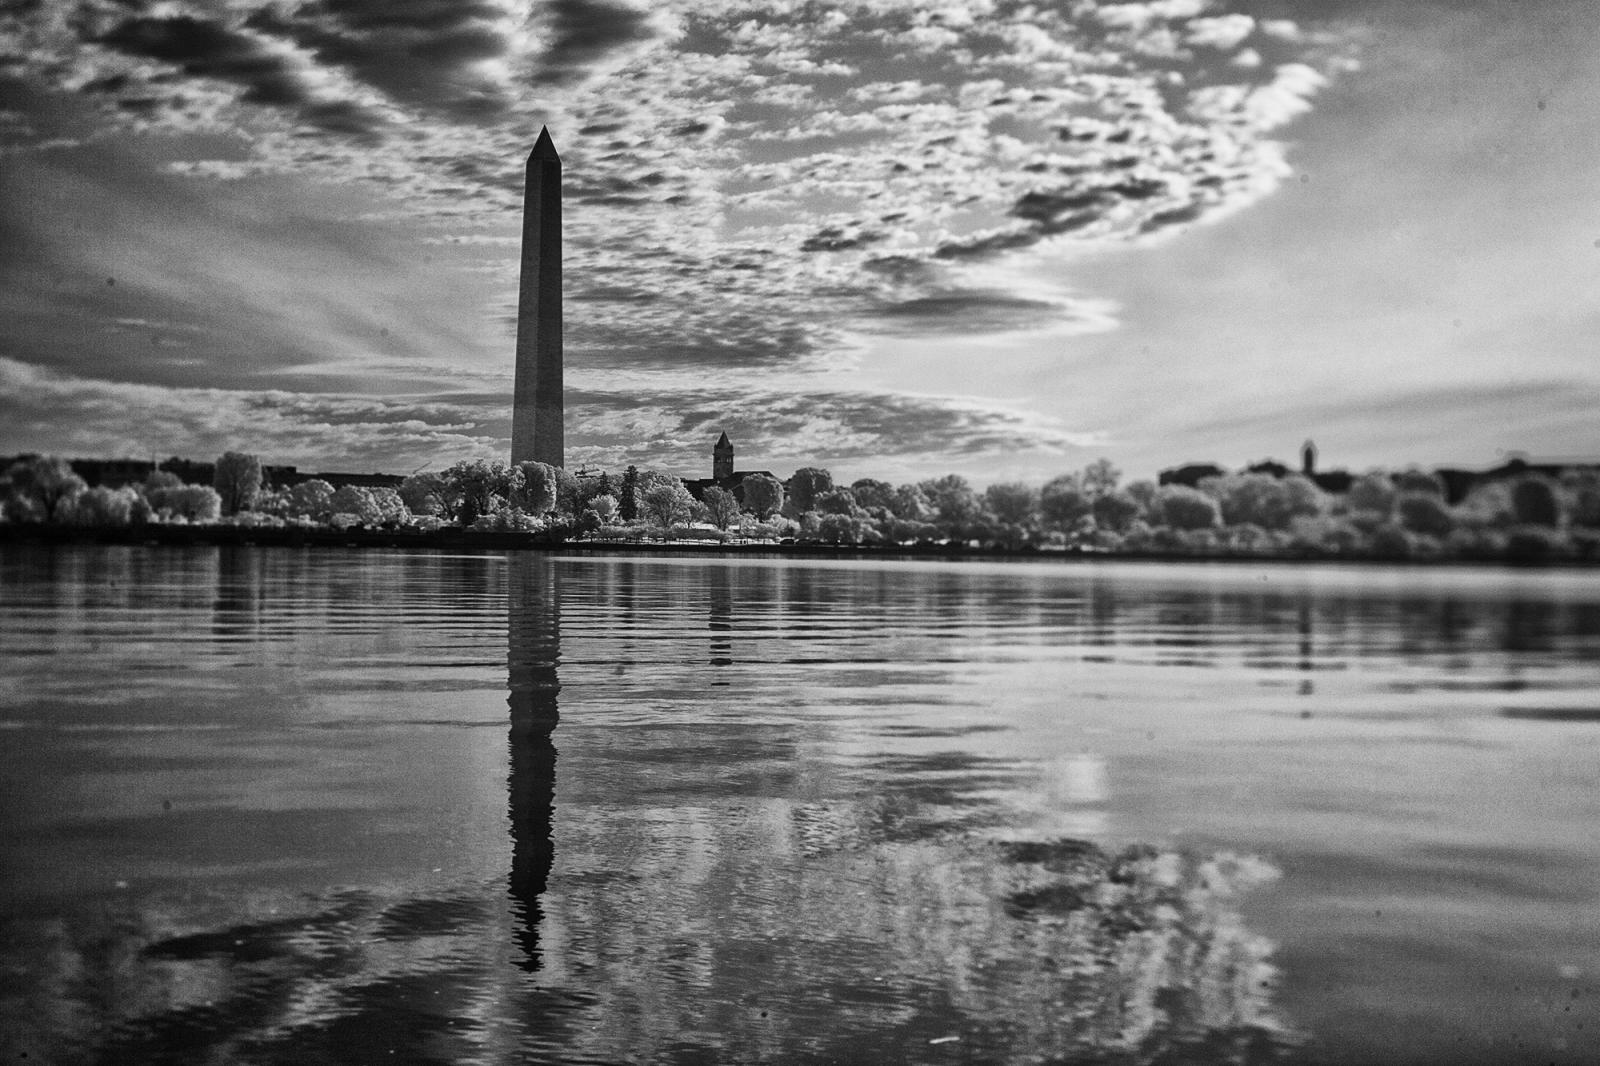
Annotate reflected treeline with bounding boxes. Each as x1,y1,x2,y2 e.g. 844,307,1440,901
548,559,1600,683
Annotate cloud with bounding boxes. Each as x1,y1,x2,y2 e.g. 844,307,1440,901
1186,15,1254,50
242,0,524,118
530,0,672,86
0,356,503,470
0,356,1101,477
566,384,1103,473
0,0,1358,464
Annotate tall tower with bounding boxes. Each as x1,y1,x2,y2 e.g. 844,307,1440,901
512,127,563,467
713,431,734,480
1301,439,1317,477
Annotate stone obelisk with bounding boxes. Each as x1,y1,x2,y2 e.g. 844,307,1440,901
512,126,562,467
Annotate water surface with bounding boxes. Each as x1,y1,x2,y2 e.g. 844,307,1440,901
3,546,1600,1064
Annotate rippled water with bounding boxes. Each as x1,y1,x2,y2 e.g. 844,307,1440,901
3,545,1600,1065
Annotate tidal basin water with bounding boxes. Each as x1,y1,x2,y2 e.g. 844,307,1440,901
4,547,1600,1065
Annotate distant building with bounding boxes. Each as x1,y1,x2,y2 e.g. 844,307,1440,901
1244,458,1291,478
1157,463,1224,489
1435,456,1600,505
681,432,777,506
1160,452,1352,493
67,457,157,488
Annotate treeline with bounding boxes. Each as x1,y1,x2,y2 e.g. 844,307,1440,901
5,452,1599,562
717,460,1600,562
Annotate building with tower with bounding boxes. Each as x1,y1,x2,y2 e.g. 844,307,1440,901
682,432,776,506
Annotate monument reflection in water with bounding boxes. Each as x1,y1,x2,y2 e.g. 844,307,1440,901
506,556,558,975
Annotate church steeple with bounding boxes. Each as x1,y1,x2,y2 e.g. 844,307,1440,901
713,431,734,480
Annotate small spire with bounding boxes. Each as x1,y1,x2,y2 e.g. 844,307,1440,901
529,126,559,162
716,431,731,447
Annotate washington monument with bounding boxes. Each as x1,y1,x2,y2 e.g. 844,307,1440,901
512,126,562,467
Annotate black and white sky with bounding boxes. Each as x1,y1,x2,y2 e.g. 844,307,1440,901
2,0,1597,483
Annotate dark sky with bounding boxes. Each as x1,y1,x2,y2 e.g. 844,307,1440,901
2,0,1595,483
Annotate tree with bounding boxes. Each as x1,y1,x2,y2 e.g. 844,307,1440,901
1203,473,1324,531
919,474,981,532
399,472,447,517
702,485,740,530
786,467,834,516
1511,476,1561,527
582,472,617,508
1562,471,1600,528
65,485,147,527
329,484,384,525
641,481,696,528
513,461,557,515
212,451,262,515
442,459,510,525
815,487,864,517
850,478,896,513
1092,490,1141,532
163,485,222,523
1040,474,1091,529
889,483,932,521
1346,472,1396,516
3,456,87,522
741,473,783,518
554,467,582,515
1395,468,1445,497
144,469,183,493
1396,492,1454,538
369,487,409,526
984,482,1039,527
1157,484,1220,530
286,479,335,522
620,465,641,521
590,494,620,524
1124,479,1159,516
1456,482,1514,529
815,513,877,545
1281,475,1327,522
1082,458,1121,498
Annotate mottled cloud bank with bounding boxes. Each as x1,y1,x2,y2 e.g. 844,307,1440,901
0,0,1355,470
0,357,1095,476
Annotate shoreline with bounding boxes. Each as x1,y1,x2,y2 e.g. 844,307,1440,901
0,521,1589,568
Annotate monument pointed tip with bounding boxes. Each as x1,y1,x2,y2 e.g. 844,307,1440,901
530,126,559,161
